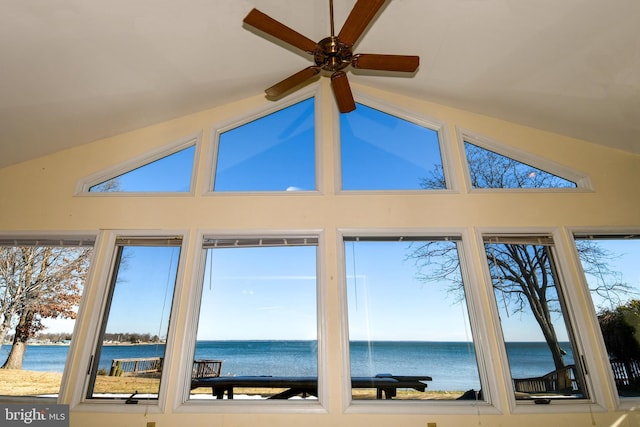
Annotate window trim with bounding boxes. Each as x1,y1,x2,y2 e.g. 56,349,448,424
70,230,189,414
204,86,323,196
457,128,593,193
335,92,459,195
336,228,501,415
75,134,201,196
475,227,607,415
174,229,328,414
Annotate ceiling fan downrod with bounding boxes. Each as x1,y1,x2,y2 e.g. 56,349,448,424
314,0,351,73
330,0,335,37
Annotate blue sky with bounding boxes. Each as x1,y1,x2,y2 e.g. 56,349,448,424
340,104,444,190
579,239,640,311
215,98,316,192
90,146,195,192
103,246,179,338
44,101,640,344
345,240,474,342
89,99,445,193
196,246,317,341
43,237,639,345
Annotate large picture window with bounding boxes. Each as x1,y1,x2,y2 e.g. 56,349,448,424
483,236,589,401
86,237,181,401
343,236,483,401
0,237,94,398
574,234,640,398
188,237,319,401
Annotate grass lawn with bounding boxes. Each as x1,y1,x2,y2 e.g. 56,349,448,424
0,369,465,400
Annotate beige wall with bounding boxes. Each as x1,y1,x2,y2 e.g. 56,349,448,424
1,80,639,427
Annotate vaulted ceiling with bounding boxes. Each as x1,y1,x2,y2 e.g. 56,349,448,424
1,0,639,168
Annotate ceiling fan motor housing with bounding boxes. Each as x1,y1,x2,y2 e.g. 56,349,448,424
314,36,352,72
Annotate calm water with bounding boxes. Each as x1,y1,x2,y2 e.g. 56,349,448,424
0,340,573,391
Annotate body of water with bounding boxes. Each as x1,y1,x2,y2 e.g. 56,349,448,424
0,340,573,392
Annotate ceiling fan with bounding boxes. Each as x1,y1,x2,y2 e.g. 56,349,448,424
243,0,419,113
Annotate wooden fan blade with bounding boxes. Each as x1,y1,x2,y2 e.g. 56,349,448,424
338,0,386,46
331,71,356,113
244,8,318,54
265,66,321,99
352,54,419,72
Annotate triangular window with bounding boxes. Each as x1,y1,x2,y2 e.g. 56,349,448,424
462,134,587,190
340,103,446,191
212,97,316,192
82,140,196,193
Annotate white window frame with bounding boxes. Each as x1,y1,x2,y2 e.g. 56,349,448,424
457,128,593,193
567,226,640,412
0,231,98,405
336,91,459,195
475,227,607,415
204,86,323,196
69,230,189,414
75,133,201,196
174,229,328,414
337,228,502,415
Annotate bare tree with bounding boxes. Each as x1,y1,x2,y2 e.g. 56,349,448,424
409,144,630,371
0,250,20,346
422,142,575,190
487,243,566,370
0,246,92,369
89,177,122,192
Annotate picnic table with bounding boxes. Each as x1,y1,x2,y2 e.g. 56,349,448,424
191,373,432,399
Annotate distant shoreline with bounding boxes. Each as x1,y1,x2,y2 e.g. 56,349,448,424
2,341,166,347
101,342,166,346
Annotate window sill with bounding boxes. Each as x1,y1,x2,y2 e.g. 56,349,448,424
344,399,502,415
175,399,328,414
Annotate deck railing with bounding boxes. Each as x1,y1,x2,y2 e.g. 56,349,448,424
610,359,640,387
108,357,223,380
109,357,163,376
512,365,578,393
192,360,223,379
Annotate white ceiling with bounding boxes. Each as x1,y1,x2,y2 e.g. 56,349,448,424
1,0,639,168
